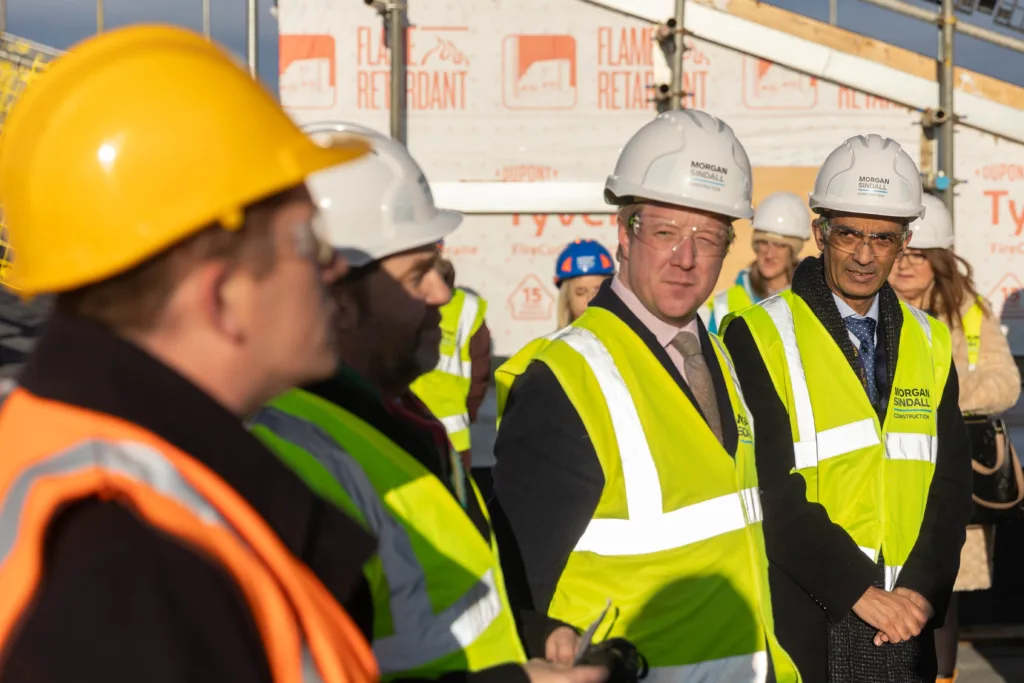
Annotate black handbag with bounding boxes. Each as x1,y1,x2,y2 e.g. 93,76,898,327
966,416,1024,524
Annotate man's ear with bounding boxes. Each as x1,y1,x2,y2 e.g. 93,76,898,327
812,217,827,252
189,259,247,344
331,282,363,333
617,216,631,263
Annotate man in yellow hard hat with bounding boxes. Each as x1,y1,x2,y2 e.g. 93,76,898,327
0,25,380,682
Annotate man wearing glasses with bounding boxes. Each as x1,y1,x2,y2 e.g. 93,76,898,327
721,135,972,682
491,110,800,682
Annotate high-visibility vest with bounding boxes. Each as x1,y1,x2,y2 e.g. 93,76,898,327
725,290,952,588
961,299,984,371
0,386,378,683
706,269,756,334
250,388,526,681
411,288,487,452
495,307,800,683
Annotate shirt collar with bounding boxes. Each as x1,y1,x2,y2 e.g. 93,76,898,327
611,275,700,349
833,291,879,322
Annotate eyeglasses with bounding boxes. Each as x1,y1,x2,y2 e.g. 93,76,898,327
899,250,928,266
822,221,907,257
629,214,733,257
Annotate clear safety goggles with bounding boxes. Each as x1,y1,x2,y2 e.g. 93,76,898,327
820,219,908,257
628,213,733,258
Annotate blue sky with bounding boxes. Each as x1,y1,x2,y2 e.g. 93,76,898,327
9,0,1024,90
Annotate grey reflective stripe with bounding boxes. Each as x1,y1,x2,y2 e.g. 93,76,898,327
712,290,731,328
707,333,754,440
253,406,504,674
903,304,933,346
0,437,327,682
1,440,228,566
436,291,480,379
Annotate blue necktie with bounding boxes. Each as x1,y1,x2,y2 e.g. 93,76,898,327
845,316,878,405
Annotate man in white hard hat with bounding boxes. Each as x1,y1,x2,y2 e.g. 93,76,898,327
491,110,800,682
249,123,609,683
721,135,972,682
706,191,811,333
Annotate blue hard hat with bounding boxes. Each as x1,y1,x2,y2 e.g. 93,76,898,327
554,239,615,286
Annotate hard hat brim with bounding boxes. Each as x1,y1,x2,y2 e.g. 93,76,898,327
339,209,463,269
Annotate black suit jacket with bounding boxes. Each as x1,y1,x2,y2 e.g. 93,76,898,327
490,278,738,618
722,257,973,683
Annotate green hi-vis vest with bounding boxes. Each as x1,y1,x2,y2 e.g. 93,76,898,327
709,271,757,332
411,288,487,452
249,388,526,680
724,290,952,588
961,299,984,371
495,307,801,683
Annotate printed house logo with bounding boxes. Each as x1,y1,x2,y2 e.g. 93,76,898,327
279,34,336,109
502,35,577,110
508,274,555,320
742,57,817,110
989,273,1024,320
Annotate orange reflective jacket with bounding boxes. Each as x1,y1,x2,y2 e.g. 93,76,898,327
0,387,379,683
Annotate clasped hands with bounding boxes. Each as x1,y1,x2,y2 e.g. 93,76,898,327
852,586,934,647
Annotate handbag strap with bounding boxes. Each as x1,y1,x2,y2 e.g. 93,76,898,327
971,422,1007,476
973,423,1024,510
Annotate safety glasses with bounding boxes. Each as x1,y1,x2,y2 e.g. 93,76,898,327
629,213,733,258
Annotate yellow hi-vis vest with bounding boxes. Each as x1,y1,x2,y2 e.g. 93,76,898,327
961,299,984,371
724,290,952,589
707,270,756,331
495,307,800,683
250,388,526,680
411,288,487,452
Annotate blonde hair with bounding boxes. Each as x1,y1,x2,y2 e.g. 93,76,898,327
556,284,574,329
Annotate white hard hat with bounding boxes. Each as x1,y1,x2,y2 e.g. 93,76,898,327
809,134,924,220
604,110,754,220
303,121,462,268
909,193,953,249
752,191,811,240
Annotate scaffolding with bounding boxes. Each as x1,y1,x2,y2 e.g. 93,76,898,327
0,33,61,289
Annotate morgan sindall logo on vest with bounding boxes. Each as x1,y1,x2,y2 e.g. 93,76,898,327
892,387,932,419
736,413,753,445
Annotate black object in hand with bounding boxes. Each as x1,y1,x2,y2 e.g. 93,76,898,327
576,638,648,683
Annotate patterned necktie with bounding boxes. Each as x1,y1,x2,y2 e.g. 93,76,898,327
671,331,724,445
844,316,879,405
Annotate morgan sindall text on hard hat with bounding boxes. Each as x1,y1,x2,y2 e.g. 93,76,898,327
909,193,954,249
752,192,811,240
0,25,369,298
304,121,462,268
604,109,754,220
809,134,925,220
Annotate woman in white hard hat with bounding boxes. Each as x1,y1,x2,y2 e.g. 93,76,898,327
889,192,1021,683
707,191,810,333
553,238,616,328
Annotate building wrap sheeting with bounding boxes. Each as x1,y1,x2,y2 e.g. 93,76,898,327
278,0,1024,357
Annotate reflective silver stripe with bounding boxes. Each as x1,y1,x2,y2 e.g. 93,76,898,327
439,413,470,437
713,290,732,327
759,296,818,470
0,437,326,682
552,327,762,557
816,418,881,461
436,292,481,379
903,304,933,346
858,546,903,591
645,650,769,683
708,334,755,441
885,432,936,463
252,406,503,674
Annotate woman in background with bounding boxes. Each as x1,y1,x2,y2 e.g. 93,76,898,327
889,192,1021,683
554,238,615,328
706,191,810,333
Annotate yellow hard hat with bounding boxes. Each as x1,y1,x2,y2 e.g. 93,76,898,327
0,24,370,297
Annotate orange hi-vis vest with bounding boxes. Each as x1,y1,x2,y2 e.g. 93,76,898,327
0,387,380,683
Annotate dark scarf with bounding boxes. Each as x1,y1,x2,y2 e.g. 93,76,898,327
791,255,904,408
793,257,936,681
